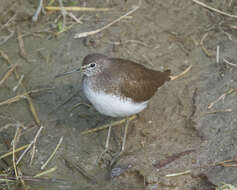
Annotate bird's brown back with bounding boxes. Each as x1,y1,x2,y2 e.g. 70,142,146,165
93,58,171,102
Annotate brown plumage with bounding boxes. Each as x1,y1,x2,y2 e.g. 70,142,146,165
82,54,171,103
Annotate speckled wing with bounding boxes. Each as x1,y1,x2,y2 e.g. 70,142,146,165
111,59,171,103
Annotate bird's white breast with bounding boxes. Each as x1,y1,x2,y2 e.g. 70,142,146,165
83,80,148,117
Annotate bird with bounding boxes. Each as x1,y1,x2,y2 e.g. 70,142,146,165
56,53,191,164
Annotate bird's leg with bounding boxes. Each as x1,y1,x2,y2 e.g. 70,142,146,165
121,118,130,152
110,118,130,166
94,115,136,165
105,124,112,150
97,124,112,163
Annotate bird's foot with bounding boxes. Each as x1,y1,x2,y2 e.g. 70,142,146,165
110,151,124,166
97,148,114,165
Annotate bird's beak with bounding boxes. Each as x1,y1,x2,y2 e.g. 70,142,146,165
55,67,82,78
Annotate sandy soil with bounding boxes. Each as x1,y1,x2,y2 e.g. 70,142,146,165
1,0,237,189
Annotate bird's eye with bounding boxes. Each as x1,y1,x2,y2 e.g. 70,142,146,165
90,63,96,68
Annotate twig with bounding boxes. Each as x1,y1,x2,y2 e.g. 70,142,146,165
200,32,214,57
0,88,51,107
216,45,220,63
45,6,110,12
74,6,139,38
222,30,234,42
0,174,62,182
170,65,192,81
208,88,237,109
202,109,232,116
0,50,11,64
216,156,237,167
165,156,237,179
0,14,16,31
16,126,43,165
223,57,237,67
192,0,237,18
0,64,18,87
17,27,29,62
12,127,22,179
81,115,137,135
0,30,15,46
32,0,44,22
26,95,40,125
67,12,83,24
34,167,57,177
0,93,27,106
166,170,191,177
126,39,150,47
0,144,29,160
30,126,44,165
13,74,24,92
41,136,63,170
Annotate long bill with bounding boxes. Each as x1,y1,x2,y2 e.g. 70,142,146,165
55,68,82,78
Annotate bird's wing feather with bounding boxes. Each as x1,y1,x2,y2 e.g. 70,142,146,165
110,59,171,102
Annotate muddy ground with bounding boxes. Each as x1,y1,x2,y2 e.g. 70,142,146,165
1,0,237,189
